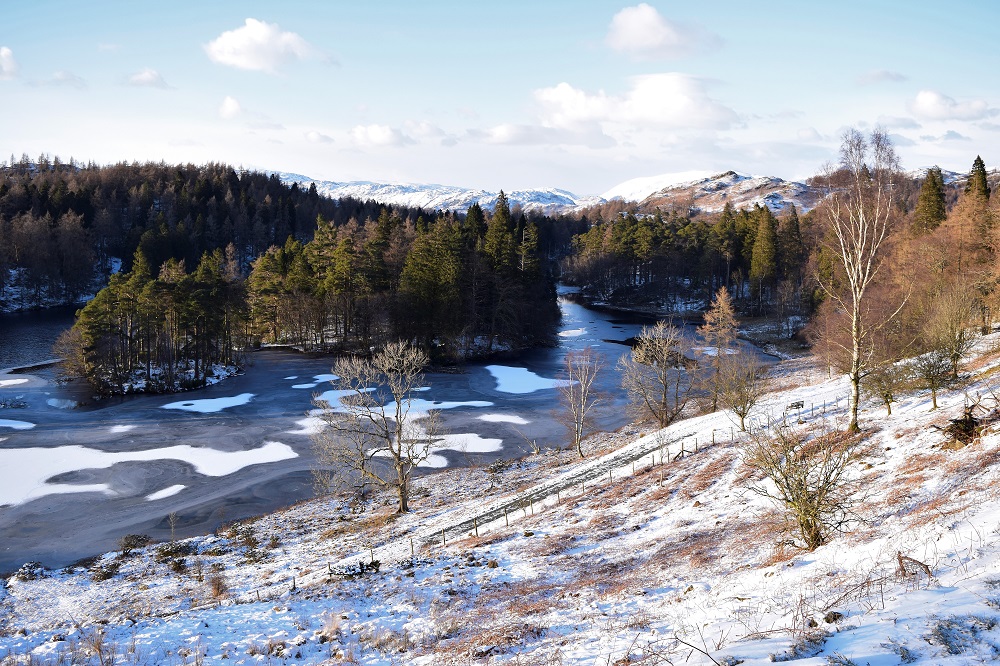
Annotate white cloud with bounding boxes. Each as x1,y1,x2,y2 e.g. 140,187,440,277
205,18,313,73
39,71,86,89
605,4,719,59
97,43,120,52
305,130,333,144
535,74,737,132
876,115,921,130
857,69,907,85
219,96,242,119
350,124,412,147
796,127,823,142
476,123,614,149
127,68,169,88
0,46,18,80
919,130,971,142
910,90,996,121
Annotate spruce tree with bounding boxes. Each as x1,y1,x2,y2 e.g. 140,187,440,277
913,166,947,234
776,205,804,281
966,155,991,200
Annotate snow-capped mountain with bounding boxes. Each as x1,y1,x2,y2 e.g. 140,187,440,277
274,172,600,215
632,170,820,214
273,169,851,217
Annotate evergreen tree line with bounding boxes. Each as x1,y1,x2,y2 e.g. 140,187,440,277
563,202,805,317
246,192,560,357
61,246,247,394
563,159,995,323
0,157,413,308
54,184,563,393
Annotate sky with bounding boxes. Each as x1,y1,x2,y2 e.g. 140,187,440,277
1,1,998,196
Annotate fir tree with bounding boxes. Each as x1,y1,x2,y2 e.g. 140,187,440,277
913,166,947,234
966,155,991,200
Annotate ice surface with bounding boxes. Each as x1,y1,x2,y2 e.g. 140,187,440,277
160,393,254,413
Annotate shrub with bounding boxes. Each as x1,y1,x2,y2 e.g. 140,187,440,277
117,533,151,558
741,426,863,550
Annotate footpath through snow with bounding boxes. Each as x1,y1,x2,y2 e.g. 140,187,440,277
6,337,1000,664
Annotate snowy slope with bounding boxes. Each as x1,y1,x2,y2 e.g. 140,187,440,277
600,170,715,203
8,333,1000,663
639,170,821,213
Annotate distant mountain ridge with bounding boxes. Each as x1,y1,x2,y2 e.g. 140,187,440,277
276,166,972,217
274,172,603,215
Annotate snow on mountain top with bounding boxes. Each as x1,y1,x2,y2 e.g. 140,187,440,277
600,169,715,202
273,172,586,214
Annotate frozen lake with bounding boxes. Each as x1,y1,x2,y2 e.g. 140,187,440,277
0,294,770,571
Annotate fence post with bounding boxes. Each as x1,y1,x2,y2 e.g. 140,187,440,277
442,529,446,546
370,547,375,564
291,576,295,592
474,516,479,537
504,507,509,526
410,537,414,557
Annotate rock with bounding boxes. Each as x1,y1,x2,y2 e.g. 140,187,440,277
824,611,844,624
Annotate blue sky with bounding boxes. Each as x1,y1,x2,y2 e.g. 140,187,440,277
2,1,998,195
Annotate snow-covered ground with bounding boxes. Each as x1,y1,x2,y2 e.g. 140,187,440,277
6,335,1000,664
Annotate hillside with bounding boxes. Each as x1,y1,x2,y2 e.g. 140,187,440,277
5,332,1000,663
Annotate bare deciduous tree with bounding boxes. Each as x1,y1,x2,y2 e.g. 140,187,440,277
923,284,979,380
311,341,437,513
911,349,951,410
718,352,768,431
741,426,864,551
618,320,693,428
819,127,902,432
558,347,604,458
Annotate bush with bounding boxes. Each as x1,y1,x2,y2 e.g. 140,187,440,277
208,572,228,599
117,533,151,558
90,561,121,582
741,426,863,550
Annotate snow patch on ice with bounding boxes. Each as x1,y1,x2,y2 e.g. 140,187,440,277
0,419,34,430
558,328,587,338
478,413,530,425
109,425,136,433
46,398,78,409
486,365,563,394
146,484,186,501
292,374,339,389
0,378,29,387
160,393,254,413
0,441,297,505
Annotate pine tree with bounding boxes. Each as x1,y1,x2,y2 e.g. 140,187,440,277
749,205,777,310
776,205,804,281
913,166,947,234
698,286,738,411
966,155,991,200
